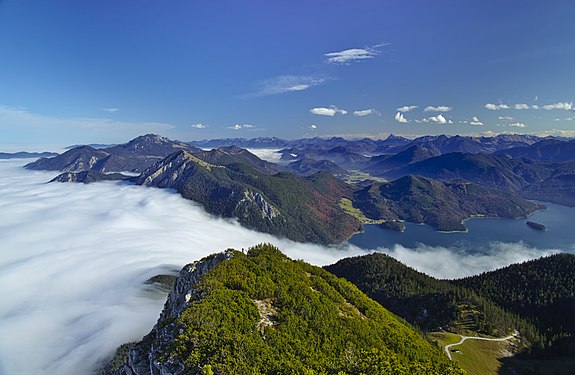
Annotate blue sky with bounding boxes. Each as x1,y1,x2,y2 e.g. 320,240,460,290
1,0,574,145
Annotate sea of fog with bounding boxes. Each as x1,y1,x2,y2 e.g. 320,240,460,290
0,158,566,375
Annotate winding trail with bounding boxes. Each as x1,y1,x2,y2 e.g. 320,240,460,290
445,333,516,361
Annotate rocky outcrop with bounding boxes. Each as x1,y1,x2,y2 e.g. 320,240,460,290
236,190,281,220
136,150,218,188
51,171,130,183
106,251,234,375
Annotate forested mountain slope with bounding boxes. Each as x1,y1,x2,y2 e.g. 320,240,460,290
136,150,360,244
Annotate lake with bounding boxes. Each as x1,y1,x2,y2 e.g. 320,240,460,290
348,202,575,254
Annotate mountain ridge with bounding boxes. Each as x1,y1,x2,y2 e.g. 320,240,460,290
135,150,361,244
103,244,463,375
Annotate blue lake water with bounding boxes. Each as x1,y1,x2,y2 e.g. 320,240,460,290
348,202,575,254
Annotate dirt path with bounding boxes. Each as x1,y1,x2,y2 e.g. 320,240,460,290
445,333,516,361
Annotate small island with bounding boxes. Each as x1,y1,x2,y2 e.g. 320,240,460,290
526,221,546,231
379,220,406,232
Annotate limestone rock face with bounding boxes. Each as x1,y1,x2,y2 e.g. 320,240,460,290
50,171,129,184
107,251,234,375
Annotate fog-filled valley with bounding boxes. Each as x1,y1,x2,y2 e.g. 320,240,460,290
0,159,564,374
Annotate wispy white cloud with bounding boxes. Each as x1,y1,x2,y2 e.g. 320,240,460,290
470,116,484,126
0,105,175,145
353,108,379,117
542,102,573,111
486,101,573,111
396,105,418,113
308,124,318,130
324,43,389,65
227,124,256,130
498,116,514,120
485,103,510,110
250,75,329,96
310,106,347,116
424,105,452,112
191,123,207,129
509,122,526,128
100,108,119,113
394,112,408,123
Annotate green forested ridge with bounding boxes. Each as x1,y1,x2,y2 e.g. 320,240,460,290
327,253,575,359
137,151,361,244
162,244,464,374
455,253,575,356
325,254,541,347
352,175,543,232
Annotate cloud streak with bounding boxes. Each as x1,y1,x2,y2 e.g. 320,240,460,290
310,106,347,116
485,103,510,110
250,75,329,96
101,107,119,113
542,102,573,111
227,124,256,130
485,101,573,111
397,105,418,113
424,106,452,112
324,43,388,65
353,108,379,117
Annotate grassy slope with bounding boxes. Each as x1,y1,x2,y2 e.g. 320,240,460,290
430,332,514,375
166,244,464,374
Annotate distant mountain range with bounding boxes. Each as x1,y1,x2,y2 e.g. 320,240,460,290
26,134,199,173
497,138,575,162
26,133,574,242
188,133,542,155
26,134,555,241
26,135,571,243
0,151,58,159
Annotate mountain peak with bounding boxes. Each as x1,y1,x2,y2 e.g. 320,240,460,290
126,134,171,146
